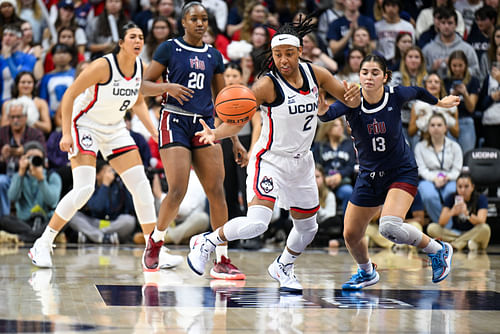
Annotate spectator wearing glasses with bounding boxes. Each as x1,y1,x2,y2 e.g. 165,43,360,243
0,98,46,216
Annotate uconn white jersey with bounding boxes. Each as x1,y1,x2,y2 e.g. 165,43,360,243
256,63,319,157
73,53,143,126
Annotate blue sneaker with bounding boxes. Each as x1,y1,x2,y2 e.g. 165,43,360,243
342,264,379,290
428,240,453,283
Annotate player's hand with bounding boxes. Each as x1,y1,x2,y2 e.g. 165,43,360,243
150,129,159,144
343,80,360,108
166,83,194,105
59,134,74,154
438,95,460,108
195,119,216,145
232,139,249,167
317,93,329,116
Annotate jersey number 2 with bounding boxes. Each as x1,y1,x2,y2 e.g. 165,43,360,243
303,115,314,131
372,137,386,152
188,72,205,89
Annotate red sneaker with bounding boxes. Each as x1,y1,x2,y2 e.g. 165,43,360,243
210,255,246,280
142,236,163,272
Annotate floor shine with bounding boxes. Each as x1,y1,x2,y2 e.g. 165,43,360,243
1,244,500,333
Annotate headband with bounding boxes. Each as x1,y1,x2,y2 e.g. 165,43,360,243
271,34,300,49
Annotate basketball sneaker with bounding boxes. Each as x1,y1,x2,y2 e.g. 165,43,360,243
210,255,246,280
342,263,379,290
428,240,453,283
158,246,183,269
187,232,216,276
267,255,303,293
142,235,163,272
28,239,54,268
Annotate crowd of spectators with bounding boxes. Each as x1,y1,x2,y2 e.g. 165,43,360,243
0,0,496,251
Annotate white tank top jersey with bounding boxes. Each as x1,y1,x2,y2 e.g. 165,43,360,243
256,63,319,157
73,53,143,126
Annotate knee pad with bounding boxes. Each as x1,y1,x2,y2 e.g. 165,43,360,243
223,205,273,241
379,215,422,246
286,215,318,253
120,165,156,224
55,166,95,221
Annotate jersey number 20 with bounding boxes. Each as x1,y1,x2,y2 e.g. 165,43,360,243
188,72,205,89
372,137,386,152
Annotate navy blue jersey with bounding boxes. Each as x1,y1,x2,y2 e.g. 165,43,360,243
153,37,225,117
320,86,438,172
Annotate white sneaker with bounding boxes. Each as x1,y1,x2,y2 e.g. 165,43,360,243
267,256,303,293
158,246,183,269
28,239,54,268
187,233,215,276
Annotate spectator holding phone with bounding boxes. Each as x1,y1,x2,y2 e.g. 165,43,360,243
443,50,480,154
0,98,45,216
428,173,490,251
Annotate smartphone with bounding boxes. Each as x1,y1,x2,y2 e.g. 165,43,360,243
452,80,462,87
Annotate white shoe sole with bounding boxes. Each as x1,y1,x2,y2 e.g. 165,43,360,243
28,249,52,268
342,271,380,290
267,263,303,293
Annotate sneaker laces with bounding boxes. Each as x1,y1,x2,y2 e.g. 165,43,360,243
218,256,241,273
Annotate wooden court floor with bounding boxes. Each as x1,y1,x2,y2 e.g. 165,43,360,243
1,243,500,333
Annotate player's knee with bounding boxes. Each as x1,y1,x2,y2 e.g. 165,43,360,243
379,215,421,245
134,178,154,206
72,184,95,208
293,215,318,235
237,220,268,239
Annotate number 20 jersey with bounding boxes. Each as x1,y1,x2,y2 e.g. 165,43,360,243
256,63,320,156
73,53,142,128
152,37,225,117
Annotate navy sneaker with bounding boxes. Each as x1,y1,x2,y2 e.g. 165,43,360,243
428,240,453,283
342,263,379,290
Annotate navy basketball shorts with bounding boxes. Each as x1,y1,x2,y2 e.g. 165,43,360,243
350,165,418,207
158,111,215,149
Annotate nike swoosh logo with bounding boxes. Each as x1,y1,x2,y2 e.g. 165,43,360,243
288,95,297,99
278,37,287,41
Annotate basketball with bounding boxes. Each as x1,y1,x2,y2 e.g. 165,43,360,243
215,84,257,124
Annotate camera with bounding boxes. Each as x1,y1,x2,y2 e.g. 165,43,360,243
28,155,44,167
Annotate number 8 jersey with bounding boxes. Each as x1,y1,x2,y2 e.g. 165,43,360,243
73,53,143,128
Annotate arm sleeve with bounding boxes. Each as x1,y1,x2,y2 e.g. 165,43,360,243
478,194,488,210
213,49,225,74
443,193,455,209
447,143,463,181
318,102,349,122
414,142,437,181
397,86,439,105
152,41,172,66
7,174,23,202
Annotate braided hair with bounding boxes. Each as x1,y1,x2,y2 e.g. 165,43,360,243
258,13,316,77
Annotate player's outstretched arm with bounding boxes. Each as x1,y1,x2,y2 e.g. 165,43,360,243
312,65,360,108
132,94,159,143
142,61,194,104
437,95,461,108
195,119,244,145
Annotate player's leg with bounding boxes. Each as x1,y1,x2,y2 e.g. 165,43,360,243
342,202,381,290
29,153,96,268
382,188,453,283
191,143,246,280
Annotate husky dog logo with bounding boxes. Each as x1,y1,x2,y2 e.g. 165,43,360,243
81,133,93,148
260,176,274,193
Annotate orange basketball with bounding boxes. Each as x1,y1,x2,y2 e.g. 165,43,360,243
215,84,257,124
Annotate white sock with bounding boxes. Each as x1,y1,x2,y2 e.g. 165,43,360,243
216,245,228,263
39,227,59,245
143,234,149,245
206,229,225,246
151,227,166,242
280,247,297,265
422,239,442,254
358,260,373,274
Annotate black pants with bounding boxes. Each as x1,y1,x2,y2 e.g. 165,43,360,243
0,215,45,242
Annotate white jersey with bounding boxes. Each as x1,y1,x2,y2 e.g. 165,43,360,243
255,63,319,158
73,53,143,128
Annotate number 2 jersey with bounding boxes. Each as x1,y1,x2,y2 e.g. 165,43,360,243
73,53,142,130
152,37,225,116
255,63,320,157
320,85,438,172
